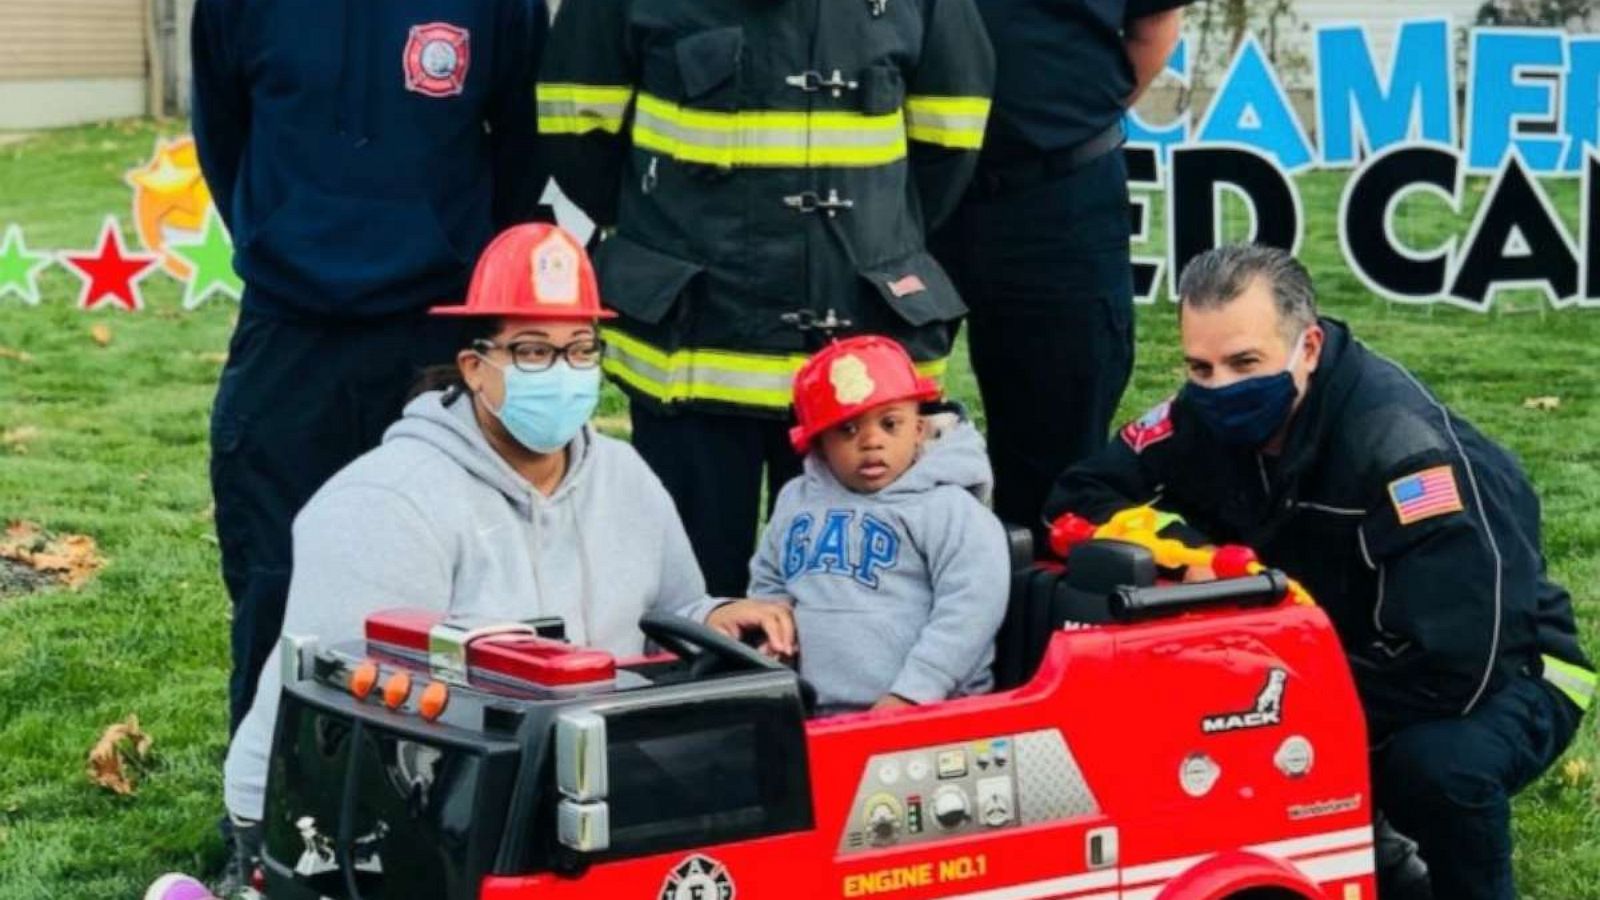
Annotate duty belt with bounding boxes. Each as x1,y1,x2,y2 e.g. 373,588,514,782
972,122,1126,197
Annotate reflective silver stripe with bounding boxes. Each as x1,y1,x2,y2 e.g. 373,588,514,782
630,93,907,167
536,84,633,134
537,97,630,120
1297,501,1366,517
603,339,799,407
903,95,991,148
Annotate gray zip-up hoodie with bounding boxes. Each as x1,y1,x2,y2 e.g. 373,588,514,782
223,391,707,820
746,419,1009,710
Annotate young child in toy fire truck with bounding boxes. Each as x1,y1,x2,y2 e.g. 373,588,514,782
697,336,1010,715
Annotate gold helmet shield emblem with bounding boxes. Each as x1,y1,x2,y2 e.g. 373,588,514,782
829,353,876,405
531,233,580,305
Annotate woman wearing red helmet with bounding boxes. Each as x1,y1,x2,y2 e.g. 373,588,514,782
215,225,721,886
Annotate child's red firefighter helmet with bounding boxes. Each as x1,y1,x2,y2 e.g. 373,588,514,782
788,335,940,453
430,223,617,319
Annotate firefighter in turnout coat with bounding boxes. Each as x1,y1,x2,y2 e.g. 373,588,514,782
538,0,995,594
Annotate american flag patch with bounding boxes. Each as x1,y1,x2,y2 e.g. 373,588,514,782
886,274,926,298
1388,465,1464,525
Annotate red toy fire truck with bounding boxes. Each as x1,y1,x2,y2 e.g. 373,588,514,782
260,530,1375,899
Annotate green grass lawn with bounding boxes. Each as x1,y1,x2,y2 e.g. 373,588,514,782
1,120,1597,898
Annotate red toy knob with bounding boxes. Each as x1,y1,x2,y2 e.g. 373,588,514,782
1212,544,1260,579
1048,513,1099,558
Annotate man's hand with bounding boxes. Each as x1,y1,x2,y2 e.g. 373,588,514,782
706,598,797,658
871,694,915,711
1182,563,1217,583
1125,8,1183,104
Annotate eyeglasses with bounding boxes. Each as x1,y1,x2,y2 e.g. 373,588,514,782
473,338,606,373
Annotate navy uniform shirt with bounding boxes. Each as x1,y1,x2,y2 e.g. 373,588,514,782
977,0,1193,161
191,0,546,319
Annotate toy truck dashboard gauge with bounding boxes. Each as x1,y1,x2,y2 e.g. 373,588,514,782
931,785,971,830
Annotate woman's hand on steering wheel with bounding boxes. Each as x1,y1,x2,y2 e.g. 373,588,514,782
706,598,797,660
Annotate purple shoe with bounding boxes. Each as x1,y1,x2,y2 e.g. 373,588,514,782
144,873,218,900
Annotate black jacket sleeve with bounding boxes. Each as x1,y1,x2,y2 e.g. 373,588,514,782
488,0,549,228
905,0,996,232
537,0,635,227
190,0,250,231
1354,451,1502,734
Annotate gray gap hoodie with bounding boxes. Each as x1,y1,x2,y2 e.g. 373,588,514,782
223,391,707,820
747,418,1010,710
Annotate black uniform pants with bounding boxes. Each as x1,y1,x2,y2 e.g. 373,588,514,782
1372,675,1582,899
211,307,466,731
629,404,802,598
931,149,1135,531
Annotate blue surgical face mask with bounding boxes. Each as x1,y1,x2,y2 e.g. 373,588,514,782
479,357,601,454
1180,330,1309,447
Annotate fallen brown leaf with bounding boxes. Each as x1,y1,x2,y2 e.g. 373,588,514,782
1522,396,1560,411
0,522,105,589
86,715,153,796
90,324,112,347
0,346,33,363
2,426,38,453
1561,757,1592,789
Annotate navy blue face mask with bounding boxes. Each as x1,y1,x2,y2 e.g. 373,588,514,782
1181,332,1308,447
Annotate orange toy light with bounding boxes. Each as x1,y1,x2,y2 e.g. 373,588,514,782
348,660,380,700
382,671,413,710
419,682,450,721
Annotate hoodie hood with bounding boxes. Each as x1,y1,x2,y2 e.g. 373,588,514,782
801,413,994,504
383,389,596,518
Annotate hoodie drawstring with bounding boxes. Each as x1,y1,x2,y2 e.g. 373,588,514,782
570,502,597,645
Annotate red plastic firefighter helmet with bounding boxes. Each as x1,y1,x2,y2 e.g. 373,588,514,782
430,223,617,319
788,335,941,453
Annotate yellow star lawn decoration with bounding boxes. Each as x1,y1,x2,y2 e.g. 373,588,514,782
125,136,213,280
0,224,52,305
166,209,242,310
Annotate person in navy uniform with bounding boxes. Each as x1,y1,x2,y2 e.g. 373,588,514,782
190,0,546,739
1047,244,1594,900
931,0,1191,533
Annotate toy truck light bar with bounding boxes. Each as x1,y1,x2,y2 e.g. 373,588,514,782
365,608,616,691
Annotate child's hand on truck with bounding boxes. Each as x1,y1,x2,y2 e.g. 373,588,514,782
707,598,798,659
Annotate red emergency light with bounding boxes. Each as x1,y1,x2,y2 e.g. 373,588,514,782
365,608,617,689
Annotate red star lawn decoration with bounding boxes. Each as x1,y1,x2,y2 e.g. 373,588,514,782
59,216,160,312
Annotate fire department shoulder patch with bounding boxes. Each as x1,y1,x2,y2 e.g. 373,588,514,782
1120,398,1174,453
659,854,735,900
403,23,470,98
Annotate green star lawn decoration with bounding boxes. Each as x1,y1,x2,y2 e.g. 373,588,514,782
166,209,242,310
0,224,53,305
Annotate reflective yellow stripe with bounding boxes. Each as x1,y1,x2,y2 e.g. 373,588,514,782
537,83,634,135
1542,655,1596,711
904,95,991,149
631,92,907,168
602,328,946,409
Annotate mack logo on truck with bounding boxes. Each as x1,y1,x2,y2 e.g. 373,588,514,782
1201,668,1287,734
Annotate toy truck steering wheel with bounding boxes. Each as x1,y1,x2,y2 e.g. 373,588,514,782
638,611,787,677
638,613,819,712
